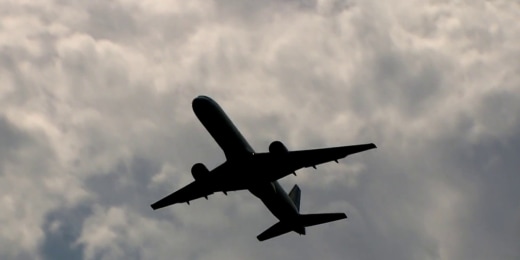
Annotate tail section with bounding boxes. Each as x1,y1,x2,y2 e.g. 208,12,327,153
257,212,347,241
298,213,347,227
288,185,301,211
257,221,293,241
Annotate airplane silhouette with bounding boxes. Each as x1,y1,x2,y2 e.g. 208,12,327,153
151,96,376,241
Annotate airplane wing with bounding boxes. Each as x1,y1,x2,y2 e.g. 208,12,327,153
287,143,377,170
151,181,214,210
257,143,377,181
151,143,376,209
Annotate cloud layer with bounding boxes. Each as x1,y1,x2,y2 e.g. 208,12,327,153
1,0,519,259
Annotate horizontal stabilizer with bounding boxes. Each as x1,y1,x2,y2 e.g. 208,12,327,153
257,212,347,241
257,221,292,242
299,213,347,227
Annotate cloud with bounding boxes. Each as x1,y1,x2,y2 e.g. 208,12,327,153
1,0,519,259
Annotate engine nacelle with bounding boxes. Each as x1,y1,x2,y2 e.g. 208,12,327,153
269,141,289,155
191,163,209,180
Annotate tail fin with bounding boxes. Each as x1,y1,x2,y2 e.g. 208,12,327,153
299,213,347,227
288,185,301,212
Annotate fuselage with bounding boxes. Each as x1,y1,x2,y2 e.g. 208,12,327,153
192,96,300,222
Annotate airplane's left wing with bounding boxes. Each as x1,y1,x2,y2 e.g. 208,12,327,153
256,143,377,181
151,181,214,210
287,143,377,170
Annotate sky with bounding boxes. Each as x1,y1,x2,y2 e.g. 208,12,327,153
1,0,519,259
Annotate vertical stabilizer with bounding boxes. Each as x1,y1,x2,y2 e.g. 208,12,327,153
288,185,301,212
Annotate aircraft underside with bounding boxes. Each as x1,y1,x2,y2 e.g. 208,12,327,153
150,96,376,241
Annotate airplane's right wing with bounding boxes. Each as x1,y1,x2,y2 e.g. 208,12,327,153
151,181,214,210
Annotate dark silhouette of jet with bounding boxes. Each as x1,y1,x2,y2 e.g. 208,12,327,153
151,96,376,241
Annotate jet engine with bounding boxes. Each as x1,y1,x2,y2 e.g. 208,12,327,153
269,141,289,155
191,163,209,180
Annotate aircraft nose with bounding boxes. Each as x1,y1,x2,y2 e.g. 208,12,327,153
192,95,218,114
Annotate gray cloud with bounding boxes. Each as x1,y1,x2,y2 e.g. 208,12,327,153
1,0,519,259
40,204,90,260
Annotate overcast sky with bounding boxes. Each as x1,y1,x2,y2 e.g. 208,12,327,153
1,0,519,259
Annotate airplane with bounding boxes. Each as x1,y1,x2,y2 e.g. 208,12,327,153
151,96,376,241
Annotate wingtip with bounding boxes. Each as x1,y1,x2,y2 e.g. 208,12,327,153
150,202,164,210
371,143,377,149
